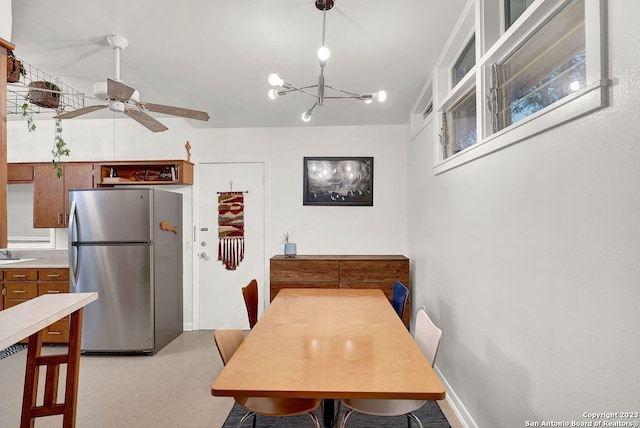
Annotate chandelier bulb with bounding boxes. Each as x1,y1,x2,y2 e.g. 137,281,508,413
268,73,284,87
317,46,331,62
301,110,313,122
377,90,388,103
268,89,280,100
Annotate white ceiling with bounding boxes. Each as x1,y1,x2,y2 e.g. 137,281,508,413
9,0,467,129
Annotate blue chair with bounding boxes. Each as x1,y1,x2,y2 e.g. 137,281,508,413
391,281,409,320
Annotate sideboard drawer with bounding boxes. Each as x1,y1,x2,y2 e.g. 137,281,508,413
270,259,339,283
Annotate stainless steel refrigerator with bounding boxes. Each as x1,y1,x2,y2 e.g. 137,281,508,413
68,188,183,354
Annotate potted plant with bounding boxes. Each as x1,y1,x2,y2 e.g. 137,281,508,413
283,231,297,258
51,109,69,177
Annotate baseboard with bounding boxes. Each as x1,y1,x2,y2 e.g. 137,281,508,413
182,323,194,331
434,365,479,428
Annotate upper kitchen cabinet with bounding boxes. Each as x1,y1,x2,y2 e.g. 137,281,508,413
33,163,94,228
7,163,35,183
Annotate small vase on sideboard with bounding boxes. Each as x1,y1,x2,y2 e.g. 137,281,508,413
284,243,297,258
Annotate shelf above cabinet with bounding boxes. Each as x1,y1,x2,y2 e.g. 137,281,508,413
95,160,193,186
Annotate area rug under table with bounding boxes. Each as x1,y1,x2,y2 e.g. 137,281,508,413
0,343,27,360
222,399,451,427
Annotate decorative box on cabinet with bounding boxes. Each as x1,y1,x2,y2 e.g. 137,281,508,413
95,159,193,186
270,255,411,328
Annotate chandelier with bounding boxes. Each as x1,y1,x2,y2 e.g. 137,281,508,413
267,0,387,122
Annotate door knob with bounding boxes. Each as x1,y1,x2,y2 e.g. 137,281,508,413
200,252,211,260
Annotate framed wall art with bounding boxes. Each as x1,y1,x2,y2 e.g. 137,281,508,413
303,157,374,206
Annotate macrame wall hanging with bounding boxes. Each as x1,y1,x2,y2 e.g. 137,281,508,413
217,188,247,270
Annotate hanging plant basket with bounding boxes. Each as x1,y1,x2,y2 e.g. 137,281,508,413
28,81,61,109
6,52,25,83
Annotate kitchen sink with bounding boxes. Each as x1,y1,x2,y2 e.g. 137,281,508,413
0,258,36,265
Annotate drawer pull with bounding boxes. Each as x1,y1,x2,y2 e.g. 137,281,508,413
12,274,27,278
47,274,61,278
46,331,61,335
47,290,61,293
13,290,27,294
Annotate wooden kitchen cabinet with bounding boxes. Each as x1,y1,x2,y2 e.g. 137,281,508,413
7,163,35,183
0,268,70,343
38,268,71,343
270,255,411,328
33,162,94,228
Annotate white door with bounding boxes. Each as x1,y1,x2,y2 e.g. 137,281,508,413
197,162,265,329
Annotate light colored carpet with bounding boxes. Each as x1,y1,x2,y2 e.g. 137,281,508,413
0,331,462,427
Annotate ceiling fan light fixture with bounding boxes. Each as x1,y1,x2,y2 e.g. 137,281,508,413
54,34,210,132
108,100,126,113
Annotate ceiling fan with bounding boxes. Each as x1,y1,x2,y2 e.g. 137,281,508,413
53,34,210,132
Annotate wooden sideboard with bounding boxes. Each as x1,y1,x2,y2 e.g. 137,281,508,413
269,255,411,328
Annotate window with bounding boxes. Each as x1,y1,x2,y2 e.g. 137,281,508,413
505,0,536,29
452,35,476,87
7,184,54,248
430,0,607,174
491,0,586,132
409,79,435,139
442,90,477,159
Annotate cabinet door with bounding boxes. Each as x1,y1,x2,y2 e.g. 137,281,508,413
33,164,65,228
7,164,34,183
33,163,94,228
63,163,94,225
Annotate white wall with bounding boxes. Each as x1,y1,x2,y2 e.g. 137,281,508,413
0,0,11,42
7,118,408,329
188,125,408,256
407,1,640,426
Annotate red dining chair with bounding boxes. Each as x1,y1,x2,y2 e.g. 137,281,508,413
242,279,259,329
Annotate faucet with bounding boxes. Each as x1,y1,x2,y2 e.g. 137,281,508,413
0,249,13,260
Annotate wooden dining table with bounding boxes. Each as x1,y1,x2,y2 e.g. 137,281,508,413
211,288,445,428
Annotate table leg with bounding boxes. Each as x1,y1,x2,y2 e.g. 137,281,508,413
322,398,335,428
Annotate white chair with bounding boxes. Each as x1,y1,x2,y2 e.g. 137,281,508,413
338,309,442,428
213,330,322,428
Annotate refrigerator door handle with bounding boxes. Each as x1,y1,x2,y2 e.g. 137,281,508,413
68,200,79,288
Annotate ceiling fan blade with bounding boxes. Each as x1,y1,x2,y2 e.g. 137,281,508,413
124,108,168,132
107,78,136,102
138,102,210,121
53,104,107,119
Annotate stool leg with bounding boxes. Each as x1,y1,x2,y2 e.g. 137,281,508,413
21,331,43,428
62,308,84,428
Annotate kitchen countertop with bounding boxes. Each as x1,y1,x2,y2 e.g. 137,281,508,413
0,250,68,269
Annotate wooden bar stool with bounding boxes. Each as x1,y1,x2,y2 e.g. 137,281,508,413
20,308,84,428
